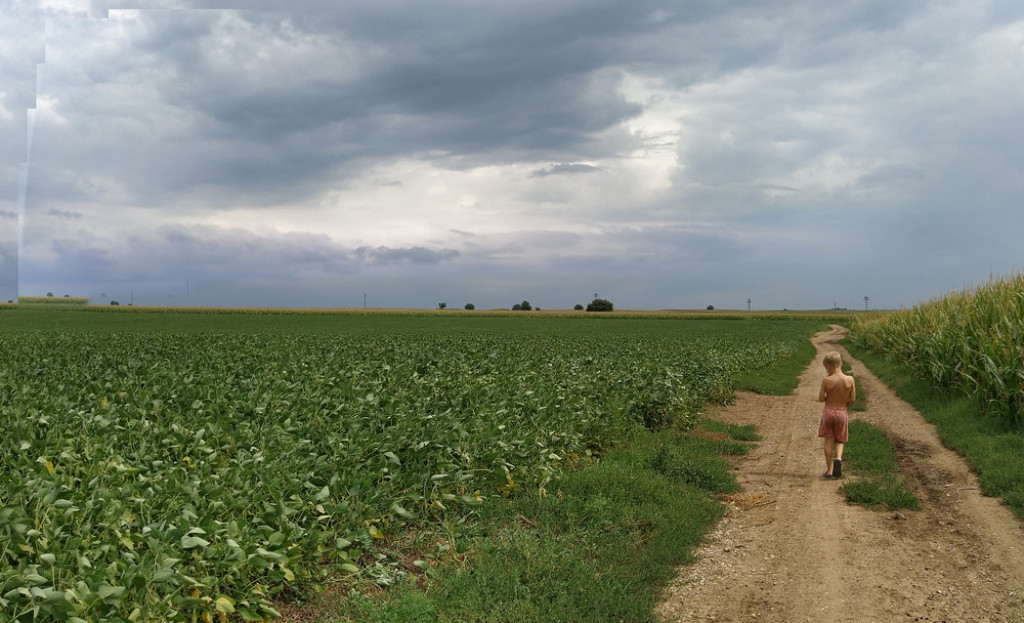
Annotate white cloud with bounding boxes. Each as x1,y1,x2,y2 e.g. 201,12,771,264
37,0,90,15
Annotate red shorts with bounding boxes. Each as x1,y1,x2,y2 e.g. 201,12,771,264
818,406,849,442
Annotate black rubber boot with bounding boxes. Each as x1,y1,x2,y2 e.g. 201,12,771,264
833,459,842,479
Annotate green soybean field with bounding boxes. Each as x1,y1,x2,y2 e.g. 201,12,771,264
0,309,822,622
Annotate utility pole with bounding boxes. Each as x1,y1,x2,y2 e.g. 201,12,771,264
864,296,870,311
363,292,367,308
747,298,751,312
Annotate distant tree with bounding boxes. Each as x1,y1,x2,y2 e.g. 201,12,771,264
438,302,447,309
574,304,584,311
512,300,532,311
706,305,715,310
110,300,120,306
464,303,475,310
586,298,613,312
46,292,53,297
64,294,70,298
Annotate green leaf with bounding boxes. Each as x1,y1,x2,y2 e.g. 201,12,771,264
255,547,284,561
181,535,210,549
30,587,66,602
390,502,415,519
97,585,125,600
215,595,236,614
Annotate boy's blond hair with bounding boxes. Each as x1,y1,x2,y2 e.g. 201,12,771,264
823,351,842,369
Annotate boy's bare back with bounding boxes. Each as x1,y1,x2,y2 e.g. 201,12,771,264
818,352,855,409
819,369,855,408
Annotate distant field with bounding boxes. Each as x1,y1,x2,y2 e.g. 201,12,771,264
15,296,90,306
0,302,880,327
0,307,824,621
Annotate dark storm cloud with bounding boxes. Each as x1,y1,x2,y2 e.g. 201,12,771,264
30,1,939,207
353,246,460,266
18,0,1024,309
32,2,685,207
213,6,649,165
531,163,602,178
47,209,82,219
35,224,459,283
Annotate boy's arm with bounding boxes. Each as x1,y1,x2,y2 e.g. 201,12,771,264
818,378,827,402
846,377,856,406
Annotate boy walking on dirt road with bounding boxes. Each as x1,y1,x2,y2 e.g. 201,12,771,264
818,351,855,479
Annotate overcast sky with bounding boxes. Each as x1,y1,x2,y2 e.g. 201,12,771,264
4,0,1022,310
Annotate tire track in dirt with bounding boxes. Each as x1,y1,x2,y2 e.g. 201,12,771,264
657,326,1024,623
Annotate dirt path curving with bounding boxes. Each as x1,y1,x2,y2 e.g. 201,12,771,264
657,325,1024,623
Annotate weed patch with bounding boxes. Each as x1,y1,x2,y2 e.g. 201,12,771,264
349,429,736,623
838,420,919,510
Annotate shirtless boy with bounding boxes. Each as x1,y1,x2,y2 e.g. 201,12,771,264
818,351,855,479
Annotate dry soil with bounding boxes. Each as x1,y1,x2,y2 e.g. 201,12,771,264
657,325,1024,623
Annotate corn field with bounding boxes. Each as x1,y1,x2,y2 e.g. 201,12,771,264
851,274,1024,428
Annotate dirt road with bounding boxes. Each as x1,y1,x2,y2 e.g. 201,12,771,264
657,326,1024,623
